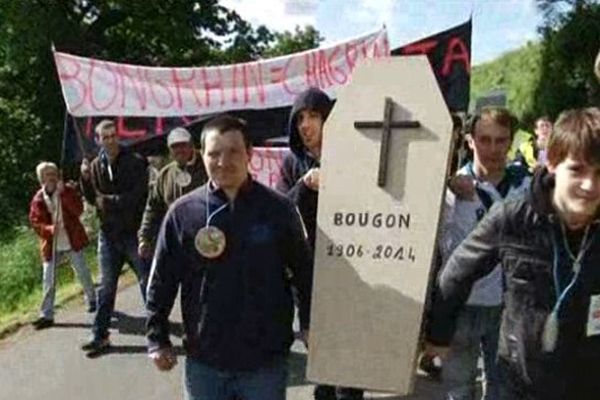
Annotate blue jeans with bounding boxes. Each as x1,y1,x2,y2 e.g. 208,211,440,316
92,230,149,340
40,250,96,319
184,357,288,400
443,305,503,400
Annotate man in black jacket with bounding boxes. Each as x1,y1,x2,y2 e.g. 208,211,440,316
429,107,600,399
80,119,150,356
276,87,329,249
146,115,313,400
277,87,364,400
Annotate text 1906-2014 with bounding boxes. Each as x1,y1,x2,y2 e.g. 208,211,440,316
326,242,416,262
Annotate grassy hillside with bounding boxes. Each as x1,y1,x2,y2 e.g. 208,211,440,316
471,41,543,125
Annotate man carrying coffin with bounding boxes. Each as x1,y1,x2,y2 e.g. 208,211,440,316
277,87,365,400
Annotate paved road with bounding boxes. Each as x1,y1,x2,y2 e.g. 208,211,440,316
0,283,445,400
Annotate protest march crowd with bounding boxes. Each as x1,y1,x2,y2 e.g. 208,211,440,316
25,51,600,400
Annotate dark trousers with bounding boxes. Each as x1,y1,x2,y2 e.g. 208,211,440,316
498,358,600,400
314,385,363,400
92,230,150,340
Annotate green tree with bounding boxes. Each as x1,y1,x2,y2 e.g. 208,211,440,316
533,0,600,118
472,1,599,127
263,25,324,58
0,97,45,228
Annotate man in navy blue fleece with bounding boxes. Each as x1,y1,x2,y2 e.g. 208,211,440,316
277,87,364,400
146,115,313,400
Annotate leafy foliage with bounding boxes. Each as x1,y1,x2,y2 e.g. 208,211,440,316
0,97,46,227
533,0,600,118
264,25,324,58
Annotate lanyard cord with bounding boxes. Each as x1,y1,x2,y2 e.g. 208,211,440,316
550,223,592,315
559,222,591,265
205,186,228,227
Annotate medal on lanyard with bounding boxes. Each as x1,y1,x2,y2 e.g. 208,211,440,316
195,189,228,259
542,311,559,353
176,171,192,187
543,224,592,352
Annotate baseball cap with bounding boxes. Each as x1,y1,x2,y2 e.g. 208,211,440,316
167,127,192,147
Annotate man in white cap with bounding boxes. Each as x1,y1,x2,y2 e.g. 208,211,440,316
138,127,207,259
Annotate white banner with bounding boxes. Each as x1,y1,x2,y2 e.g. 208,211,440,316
54,28,389,117
249,147,290,189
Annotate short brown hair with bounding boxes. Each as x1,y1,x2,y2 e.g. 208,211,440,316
547,107,600,167
201,114,250,150
535,115,551,127
468,107,515,138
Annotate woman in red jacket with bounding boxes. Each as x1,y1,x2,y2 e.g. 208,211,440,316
29,162,96,329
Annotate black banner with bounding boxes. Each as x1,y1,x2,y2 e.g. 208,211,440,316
63,107,291,163
392,19,471,113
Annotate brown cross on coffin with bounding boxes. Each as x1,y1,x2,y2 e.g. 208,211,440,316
354,97,421,187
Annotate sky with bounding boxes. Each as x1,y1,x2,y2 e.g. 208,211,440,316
219,0,543,65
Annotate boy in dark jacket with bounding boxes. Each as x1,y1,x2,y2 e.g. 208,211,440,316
277,87,363,400
428,107,600,399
